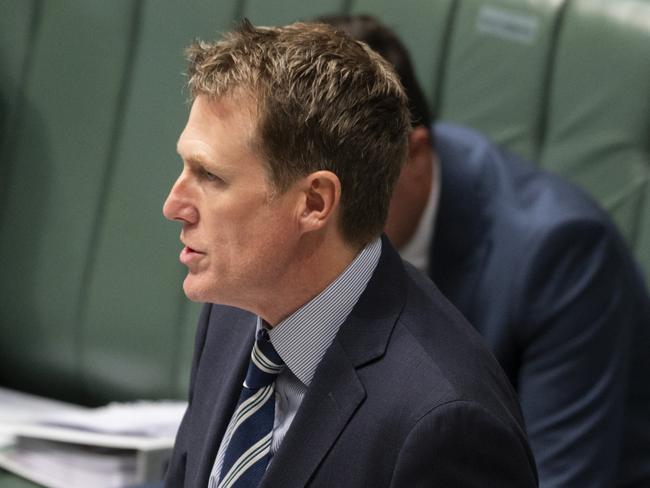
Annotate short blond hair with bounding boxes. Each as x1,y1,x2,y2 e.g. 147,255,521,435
186,20,410,247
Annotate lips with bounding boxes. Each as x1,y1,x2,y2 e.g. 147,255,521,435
180,244,205,265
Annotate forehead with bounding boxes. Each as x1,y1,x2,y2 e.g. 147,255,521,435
176,94,258,160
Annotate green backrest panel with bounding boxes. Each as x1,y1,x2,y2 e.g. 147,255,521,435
349,0,456,113
539,0,650,255
0,1,136,402
437,0,565,161
77,0,238,404
0,0,34,95
244,0,348,26
0,0,37,157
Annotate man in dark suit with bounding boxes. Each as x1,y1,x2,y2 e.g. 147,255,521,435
162,20,537,487
321,14,650,488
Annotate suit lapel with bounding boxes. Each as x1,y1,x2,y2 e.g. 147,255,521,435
261,338,365,488
261,238,406,488
192,308,256,487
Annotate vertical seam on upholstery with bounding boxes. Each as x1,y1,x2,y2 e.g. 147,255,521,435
74,0,145,404
430,0,460,121
0,0,44,228
536,0,571,164
341,0,354,15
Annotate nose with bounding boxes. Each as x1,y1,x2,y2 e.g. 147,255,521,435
163,173,199,224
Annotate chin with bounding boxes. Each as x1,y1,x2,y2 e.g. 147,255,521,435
182,286,204,303
182,276,211,303
183,275,232,306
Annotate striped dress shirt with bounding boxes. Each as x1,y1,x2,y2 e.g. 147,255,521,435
209,238,382,486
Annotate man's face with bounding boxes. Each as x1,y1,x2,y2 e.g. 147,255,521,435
163,94,302,309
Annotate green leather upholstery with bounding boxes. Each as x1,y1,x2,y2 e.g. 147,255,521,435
244,0,347,26
0,0,139,403
0,0,36,165
539,0,650,267
0,0,34,94
1,0,649,484
437,0,565,161
350,0,457,112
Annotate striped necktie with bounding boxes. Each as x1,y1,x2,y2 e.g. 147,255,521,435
217,328,285,488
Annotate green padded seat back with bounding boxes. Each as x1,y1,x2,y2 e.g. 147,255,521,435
244,0,347,26
0,0,34,99
539,0,650,271
350,0,457,114
0,1,137,403
77,0,238,404
0,1,37,167
437,0,565,161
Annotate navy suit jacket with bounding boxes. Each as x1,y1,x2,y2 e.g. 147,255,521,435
166,238,538,487
431,123,650,487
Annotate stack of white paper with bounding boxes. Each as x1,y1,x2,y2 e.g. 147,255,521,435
2,438,137,488
0,388,187,488
39,401,187,438
0,388,85,448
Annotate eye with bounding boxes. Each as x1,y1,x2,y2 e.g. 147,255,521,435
202,169,221,183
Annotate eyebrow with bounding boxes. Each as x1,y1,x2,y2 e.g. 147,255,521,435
179,151,237,181
177,149,215,169
184,153,211,166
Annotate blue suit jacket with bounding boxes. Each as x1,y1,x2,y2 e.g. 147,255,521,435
431,123,650,487
166,238,538,487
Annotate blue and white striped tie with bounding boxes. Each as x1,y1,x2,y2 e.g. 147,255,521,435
217,329,285,488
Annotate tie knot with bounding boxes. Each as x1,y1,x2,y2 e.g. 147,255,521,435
243,329,285,390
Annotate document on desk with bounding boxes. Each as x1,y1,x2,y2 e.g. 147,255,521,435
39,400,187,437
0,388,188,488
4,437,138,488
0,387,85,447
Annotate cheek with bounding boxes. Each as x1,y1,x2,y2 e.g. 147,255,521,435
206,194,298,266
251,207,298,254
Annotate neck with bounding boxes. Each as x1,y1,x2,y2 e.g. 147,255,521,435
254,231,360,326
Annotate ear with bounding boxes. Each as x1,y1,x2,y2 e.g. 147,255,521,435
298,170,341,234
408,126,433,168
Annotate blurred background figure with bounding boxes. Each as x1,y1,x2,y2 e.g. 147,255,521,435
319,13,650,488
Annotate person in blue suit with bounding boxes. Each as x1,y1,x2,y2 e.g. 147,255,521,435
163,20,537,487
321,14,650,488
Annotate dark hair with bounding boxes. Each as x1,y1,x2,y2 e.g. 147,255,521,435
186,20,411,247
318,14,432,129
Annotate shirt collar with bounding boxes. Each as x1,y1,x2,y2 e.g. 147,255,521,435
259,238,382,387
